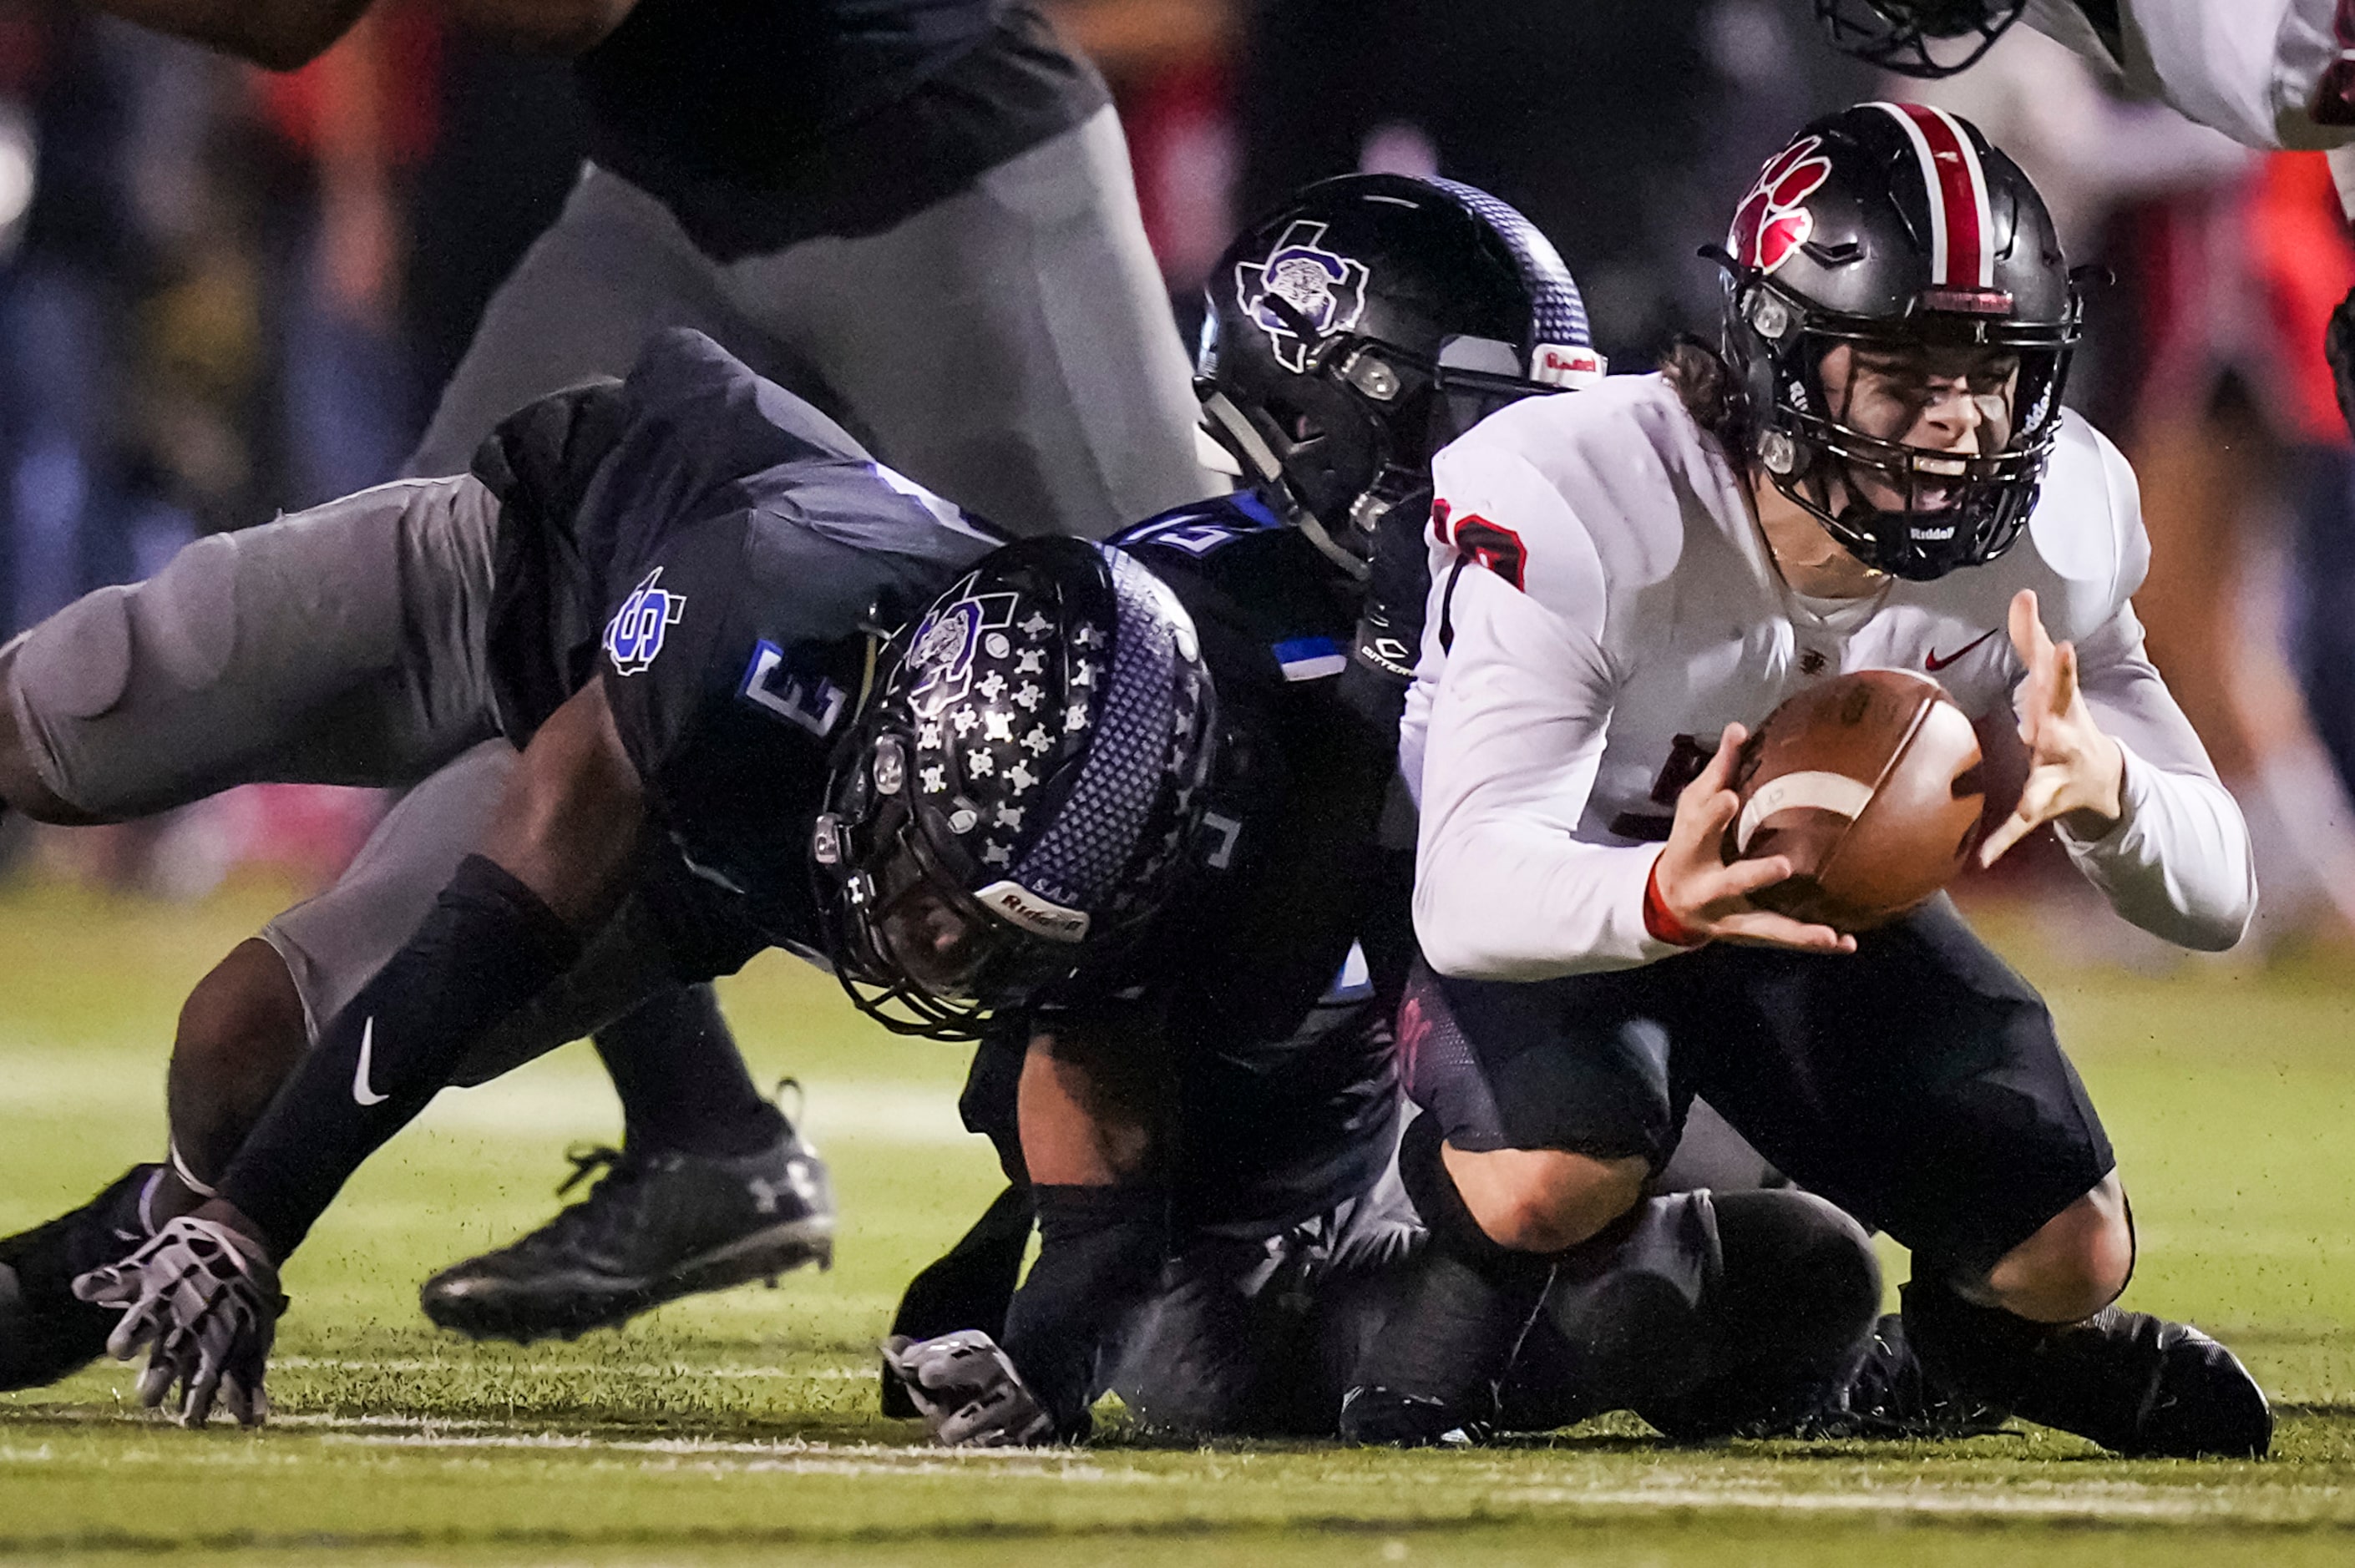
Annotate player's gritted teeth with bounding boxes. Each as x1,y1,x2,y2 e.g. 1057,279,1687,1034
1818,342,2018,515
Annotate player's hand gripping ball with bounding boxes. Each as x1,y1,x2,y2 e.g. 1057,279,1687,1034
1721,670,1985,932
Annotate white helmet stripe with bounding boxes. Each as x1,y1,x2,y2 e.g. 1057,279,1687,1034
1922,103,1995,288
1869,101,1946,283
1866,101,1994,290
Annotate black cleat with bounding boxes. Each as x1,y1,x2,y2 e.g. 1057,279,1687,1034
1338,1385,1490,1447
1903,1280,2273,1459
1805,1313,2008,1440
420,1127,835,1343
0,1165,163,1391
2015,1308,2273,1459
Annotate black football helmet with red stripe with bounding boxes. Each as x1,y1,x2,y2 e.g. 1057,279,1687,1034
1715,103,2081,582
1194,174,1603,579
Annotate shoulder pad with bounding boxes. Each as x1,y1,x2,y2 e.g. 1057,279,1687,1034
1112,491,1285,559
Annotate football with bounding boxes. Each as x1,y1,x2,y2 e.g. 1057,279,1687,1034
1722,669,1986,931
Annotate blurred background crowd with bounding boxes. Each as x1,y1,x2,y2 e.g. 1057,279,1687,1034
1,0,2349,960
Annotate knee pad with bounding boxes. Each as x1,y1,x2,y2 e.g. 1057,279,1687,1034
1712,1189,1882,1354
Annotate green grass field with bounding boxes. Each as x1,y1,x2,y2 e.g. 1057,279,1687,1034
7,873,2355,1565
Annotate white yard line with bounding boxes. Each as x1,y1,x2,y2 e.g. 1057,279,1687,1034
1497,1484,2256,1523
271,1357,873,1380
0,1049,970,1146
5,1416,2342,1525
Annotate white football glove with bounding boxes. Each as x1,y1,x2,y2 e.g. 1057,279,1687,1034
881,1330,1057,1447
73,1214,286,1428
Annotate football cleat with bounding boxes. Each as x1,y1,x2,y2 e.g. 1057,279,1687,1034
2011,1308,2274,1459
420,1125,833,1343
1804,1313,2008,1440
0,1164,164,1391
1337,1384,1489,1448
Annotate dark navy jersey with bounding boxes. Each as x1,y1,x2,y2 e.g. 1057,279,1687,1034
476,328,1006,967
484,364,1401,1217
574,1,1105,257
1054,496,1408,1228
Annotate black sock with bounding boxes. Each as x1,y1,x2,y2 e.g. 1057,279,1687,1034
594,985,783,1159
1899,1274,2045,1414
1000,1183,1169,1439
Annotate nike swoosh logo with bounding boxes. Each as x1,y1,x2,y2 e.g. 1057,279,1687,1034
1925,629,1999,673
352,1017,388,1106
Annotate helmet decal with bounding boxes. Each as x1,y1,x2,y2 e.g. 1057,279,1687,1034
903,579,1020,721
816,538,1220,1039
1869,101,1993,289
1532,343,1604,388
1012,552,1200,910
1729,136,1832,277
1236,220,1370,372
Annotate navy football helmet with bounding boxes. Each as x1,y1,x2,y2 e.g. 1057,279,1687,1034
1714,104,2082,581
1195,173,1603,578
1814,0,2028,78
813,539,1219,1039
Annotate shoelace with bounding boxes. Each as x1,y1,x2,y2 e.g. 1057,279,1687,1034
555,1145,631,1199
505,1146,653,1257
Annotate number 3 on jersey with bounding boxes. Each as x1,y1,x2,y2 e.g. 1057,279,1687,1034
739,640,849,737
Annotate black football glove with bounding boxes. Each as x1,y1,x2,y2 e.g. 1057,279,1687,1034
73,1213,286,1427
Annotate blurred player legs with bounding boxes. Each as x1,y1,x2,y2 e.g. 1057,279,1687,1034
411,107,1211,538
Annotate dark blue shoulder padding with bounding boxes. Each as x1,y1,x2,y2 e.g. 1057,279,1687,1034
1107,489,1283,556
620,326,1006,549
1424,179,1595,359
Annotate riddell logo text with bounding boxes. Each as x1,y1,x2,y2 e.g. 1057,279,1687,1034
975,880,1090,943
1534,345,1603,387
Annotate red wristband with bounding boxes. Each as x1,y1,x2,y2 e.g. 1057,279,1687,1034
1643,854,1709,948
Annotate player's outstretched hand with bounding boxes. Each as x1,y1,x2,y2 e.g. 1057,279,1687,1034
1654,721,1856,954
882,1330,1057,1447
1979,589,2124,868
72,1206,286,1428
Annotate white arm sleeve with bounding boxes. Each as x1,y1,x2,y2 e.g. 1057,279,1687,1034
1412,561,1674,980
2054,599,2256,950
2044,435,2256,949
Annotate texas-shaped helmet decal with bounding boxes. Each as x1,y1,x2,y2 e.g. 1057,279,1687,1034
1235,220,1370,373
1729,135,1833,277
903,573,1020,722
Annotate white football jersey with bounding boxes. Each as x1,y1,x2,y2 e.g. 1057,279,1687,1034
1402,376,2255,980
2024,0,2344,150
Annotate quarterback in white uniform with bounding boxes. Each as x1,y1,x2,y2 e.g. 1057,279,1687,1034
1340,105,2271,1459
1402,349,2251,975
